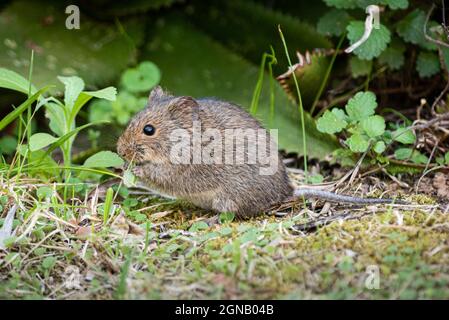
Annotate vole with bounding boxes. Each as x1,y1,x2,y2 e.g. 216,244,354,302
117,86,405,218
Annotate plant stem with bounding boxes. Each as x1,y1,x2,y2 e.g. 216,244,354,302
278,25,308,177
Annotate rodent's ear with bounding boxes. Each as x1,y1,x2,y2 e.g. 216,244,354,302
148,85,165,102
168,96,199,121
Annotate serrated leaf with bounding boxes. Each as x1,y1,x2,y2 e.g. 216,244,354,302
378,39,406,70
83,151,124,168
29,133,58,151
345,91,377,122
349,56,372,78
346,133,370,153
317,9,352,37
316,108,348,134
416,51,440,78
392,127,416,144
373,140,386,154
396,9,437,50
360,115,385,138
347,21,391,60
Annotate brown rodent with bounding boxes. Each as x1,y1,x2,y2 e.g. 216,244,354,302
117,86,405,218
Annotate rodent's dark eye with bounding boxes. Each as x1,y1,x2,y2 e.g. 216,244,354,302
143,124,156,136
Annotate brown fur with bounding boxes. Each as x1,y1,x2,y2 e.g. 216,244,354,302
117,86,293,218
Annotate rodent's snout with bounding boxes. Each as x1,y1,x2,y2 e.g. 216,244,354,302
116,134,134,162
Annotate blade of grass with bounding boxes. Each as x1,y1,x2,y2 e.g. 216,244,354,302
103,187,114,225
250,46,277,123
26,50,35,164
278,25,308,178
0,86,51,131
310,33,345,116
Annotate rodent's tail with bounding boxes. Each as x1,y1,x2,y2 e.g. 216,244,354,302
293,188,408,205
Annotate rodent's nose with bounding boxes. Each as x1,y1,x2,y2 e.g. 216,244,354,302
117,135,130,160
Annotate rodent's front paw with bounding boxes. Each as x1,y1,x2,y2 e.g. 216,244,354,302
132,165,146,178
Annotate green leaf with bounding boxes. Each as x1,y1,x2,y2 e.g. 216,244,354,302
396,9,437,50
416,51,440,78
317,108,348,134
84,87,117,101
123,169,138,188
189,221,209,232
360,115,385,138
44,101,65,137
29,133,58,151
323,0,358,9
0,68,37,94
378,39,406,70
58,76,85,111
347,21,391,60
70,87,117,125
394,147,412,160
317,9,352,37
219,212,235,224
83,151,124,168
392,127,416,144
346,133,369,153
0,86,50,131
36,186,53,200
121,61,160,93
411,151,429,164
307,173,324,184
445,151,449,165
0,136,17,155
373,141,386,154
394,148,427,164
349,56,372,78
42,256,56,270
345,91,377,122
